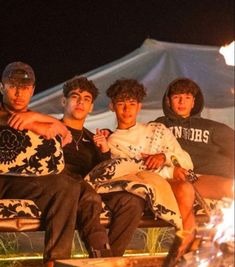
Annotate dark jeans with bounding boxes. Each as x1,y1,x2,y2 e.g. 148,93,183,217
77,181,109,254
55,168,145,257
62,169,110,254
0,170,81,262
101,191,146,256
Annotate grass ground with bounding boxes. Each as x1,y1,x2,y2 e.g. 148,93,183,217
0,228,174,266
0,260,43,267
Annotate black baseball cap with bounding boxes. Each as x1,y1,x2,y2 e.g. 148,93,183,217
1,61,35,86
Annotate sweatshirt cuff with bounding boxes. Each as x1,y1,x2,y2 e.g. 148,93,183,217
101,150,111,161
164,152,174,167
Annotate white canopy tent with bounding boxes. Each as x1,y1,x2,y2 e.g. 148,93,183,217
29,39,234,132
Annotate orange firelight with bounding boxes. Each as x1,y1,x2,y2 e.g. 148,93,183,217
219,41,235,66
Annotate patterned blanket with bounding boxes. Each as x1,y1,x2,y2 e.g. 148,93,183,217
85,158,183,230
0,126,64,176
0,199,41,219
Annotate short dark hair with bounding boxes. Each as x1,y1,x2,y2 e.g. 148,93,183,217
63,76,99,102
167,78,200,97
106,79,146,102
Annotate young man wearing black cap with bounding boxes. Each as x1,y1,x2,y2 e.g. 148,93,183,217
0,61,71,142
61,76,146,257
0,62,110,267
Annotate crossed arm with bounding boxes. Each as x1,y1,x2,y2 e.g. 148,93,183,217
97,127,191,181
7,111,72,147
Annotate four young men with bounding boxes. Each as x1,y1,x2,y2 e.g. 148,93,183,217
0,62,233,264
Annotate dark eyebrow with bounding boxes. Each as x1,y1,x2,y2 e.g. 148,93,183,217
67,92,80,97
84,95,92,99
67,92,92,100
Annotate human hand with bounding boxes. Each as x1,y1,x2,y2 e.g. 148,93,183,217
141,152,166,170
28,121,71,145
173,166,189,181
42,121,72,145
31,122,60,140
8,111,39,130
37,122,72,147
61,130,72,147
93,128,110,153
99,128,112,139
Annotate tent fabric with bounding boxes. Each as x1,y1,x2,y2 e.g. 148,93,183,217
29,39,234,132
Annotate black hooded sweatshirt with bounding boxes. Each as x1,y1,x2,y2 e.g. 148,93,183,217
155,87,234,178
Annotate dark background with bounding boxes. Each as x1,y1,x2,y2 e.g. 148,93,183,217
1,0,234,94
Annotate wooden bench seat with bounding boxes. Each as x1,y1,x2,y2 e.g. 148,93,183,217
0,199,210,233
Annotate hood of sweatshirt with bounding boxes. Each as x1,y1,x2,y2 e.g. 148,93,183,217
162,81,204,122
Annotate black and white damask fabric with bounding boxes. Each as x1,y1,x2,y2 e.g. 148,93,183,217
0,199,41,219
85,158,183,229
85,158,218,227
0,126,64,176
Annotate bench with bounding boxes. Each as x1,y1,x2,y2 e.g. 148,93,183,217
0,198,210,233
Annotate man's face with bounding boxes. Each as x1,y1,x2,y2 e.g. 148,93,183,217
169,93,195,118
1,83,34,112
111,98,141,129
62,89,94,121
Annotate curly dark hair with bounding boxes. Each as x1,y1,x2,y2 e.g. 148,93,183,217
167,78,200,97
106,79,146,102
63,76,99,102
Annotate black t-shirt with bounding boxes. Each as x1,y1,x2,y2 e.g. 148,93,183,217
63,126,111,178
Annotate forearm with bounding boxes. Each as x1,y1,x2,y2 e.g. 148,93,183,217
24,121,69,140
24,121,49,134
27,111,59,123
163,127,193,170
8,111,62,132
108,143,130,159
100,150,111,161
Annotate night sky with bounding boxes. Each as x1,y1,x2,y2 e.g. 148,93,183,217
1,0,234,95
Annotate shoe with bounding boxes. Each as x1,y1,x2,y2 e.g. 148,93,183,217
90,243,113,258
176,229,196,259
162,229,196,267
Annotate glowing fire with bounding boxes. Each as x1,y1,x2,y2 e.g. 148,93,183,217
187,198,235,266
219,41,235,66
213,199,234,245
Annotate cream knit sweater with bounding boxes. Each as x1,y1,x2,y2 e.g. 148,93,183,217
108,122,193,179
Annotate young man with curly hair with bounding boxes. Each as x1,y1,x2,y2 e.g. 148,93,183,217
104,79,196,259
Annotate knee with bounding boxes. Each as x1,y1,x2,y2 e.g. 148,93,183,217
123,194,145,214
82,191,102,205
81,183,102,204
173,181,195,203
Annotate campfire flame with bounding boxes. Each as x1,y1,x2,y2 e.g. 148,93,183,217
219,41,235,66
213,199,234,245
181,197,234,266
